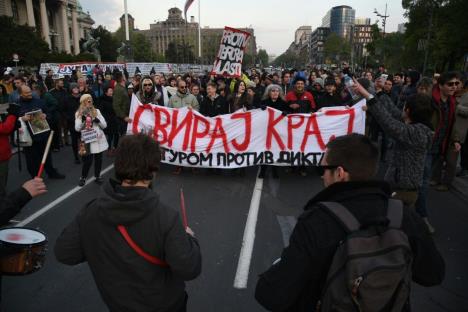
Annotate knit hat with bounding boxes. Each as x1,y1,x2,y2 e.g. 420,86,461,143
314,78,324,88
69,82,79,91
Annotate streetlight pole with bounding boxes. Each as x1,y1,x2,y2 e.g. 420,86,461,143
374,3,389,65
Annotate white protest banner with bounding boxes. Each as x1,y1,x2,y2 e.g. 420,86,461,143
210,27,251,78
128,95,366,168
40,62,126,78
125,63,173,76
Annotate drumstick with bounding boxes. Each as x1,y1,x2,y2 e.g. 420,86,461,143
180,188,188,229
36,130,54,178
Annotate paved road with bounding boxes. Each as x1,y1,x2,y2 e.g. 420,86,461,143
2,146,468,311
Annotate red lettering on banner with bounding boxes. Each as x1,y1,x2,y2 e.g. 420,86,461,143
287,115,305,150
154,107,170,144
190,114,211,152
266,109,286,150
230,112,251,151
168,110,193,151
132,104,153,134
206,118,230,153
301,114,326,152
324,109,356,134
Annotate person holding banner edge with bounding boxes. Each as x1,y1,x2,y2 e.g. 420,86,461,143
258,84,287,179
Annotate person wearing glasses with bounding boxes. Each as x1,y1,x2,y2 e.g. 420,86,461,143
168,80,200,175
430,72,462,192
256,134,444,311
136,77,160,105
168,80,199,111
75,94,108,186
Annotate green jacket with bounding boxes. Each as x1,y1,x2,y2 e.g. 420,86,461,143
167,91,199,111
113,84,130,119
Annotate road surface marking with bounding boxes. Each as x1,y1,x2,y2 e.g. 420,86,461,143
233,172,264,289
16,165,114,227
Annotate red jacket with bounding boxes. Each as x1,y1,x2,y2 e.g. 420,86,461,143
0,115,17,162
285,90,316,113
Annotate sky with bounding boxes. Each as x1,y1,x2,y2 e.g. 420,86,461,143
80,0,407,56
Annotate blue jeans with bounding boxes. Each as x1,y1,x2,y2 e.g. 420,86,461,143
415,153,432,218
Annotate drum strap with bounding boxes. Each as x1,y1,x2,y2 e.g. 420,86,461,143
117,225,169,267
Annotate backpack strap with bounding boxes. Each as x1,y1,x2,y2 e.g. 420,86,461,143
386,199,404,228
320,202,361,233
117,225,169,267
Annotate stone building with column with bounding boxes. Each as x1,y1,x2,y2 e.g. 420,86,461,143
138,7,257,64
0,0,94,54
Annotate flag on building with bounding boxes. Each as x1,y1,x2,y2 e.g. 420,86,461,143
184,0,195,20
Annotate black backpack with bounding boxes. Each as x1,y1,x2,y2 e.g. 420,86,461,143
317,199,413,312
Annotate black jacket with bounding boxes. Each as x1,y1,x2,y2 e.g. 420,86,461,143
316,92,342,109
255,181,445,312
97,95,118,134
261,98,287,112
200,95,228,117
0,187,31,226
54,179,202,312
64,94,81,123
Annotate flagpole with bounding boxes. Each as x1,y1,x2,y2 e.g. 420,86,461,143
198,0,202,59
124,0,129,41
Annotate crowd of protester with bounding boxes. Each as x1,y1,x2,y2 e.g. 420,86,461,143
0,61,466,311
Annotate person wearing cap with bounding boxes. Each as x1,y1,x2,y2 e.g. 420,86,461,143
317,78,342,109
136,77,160,105
285,76,316,177
285,76,316,114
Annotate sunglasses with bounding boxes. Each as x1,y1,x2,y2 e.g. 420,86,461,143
316,165,340,176
446,81,460,87
179,86,186,89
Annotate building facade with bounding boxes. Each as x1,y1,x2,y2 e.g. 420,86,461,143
139,7,257,64
352,18,372,60
295,25,312,45
322,5,355,39
309,27,330,65
0,0,94,54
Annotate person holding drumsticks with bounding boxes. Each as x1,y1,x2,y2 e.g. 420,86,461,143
75,94,108,187
0,177,47,305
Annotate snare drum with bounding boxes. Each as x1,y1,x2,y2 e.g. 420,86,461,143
0,227,48,275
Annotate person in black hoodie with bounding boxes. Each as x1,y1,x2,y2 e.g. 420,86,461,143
255,134,444,312
98,86,119,155
200,82,228,117
55,134,201,312
64,83,82,163
258,84,287,179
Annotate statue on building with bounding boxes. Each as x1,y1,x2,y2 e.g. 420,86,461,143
82,33,101,62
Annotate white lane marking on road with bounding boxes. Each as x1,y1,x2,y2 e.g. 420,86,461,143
233,173,264,289
16,165,114,227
